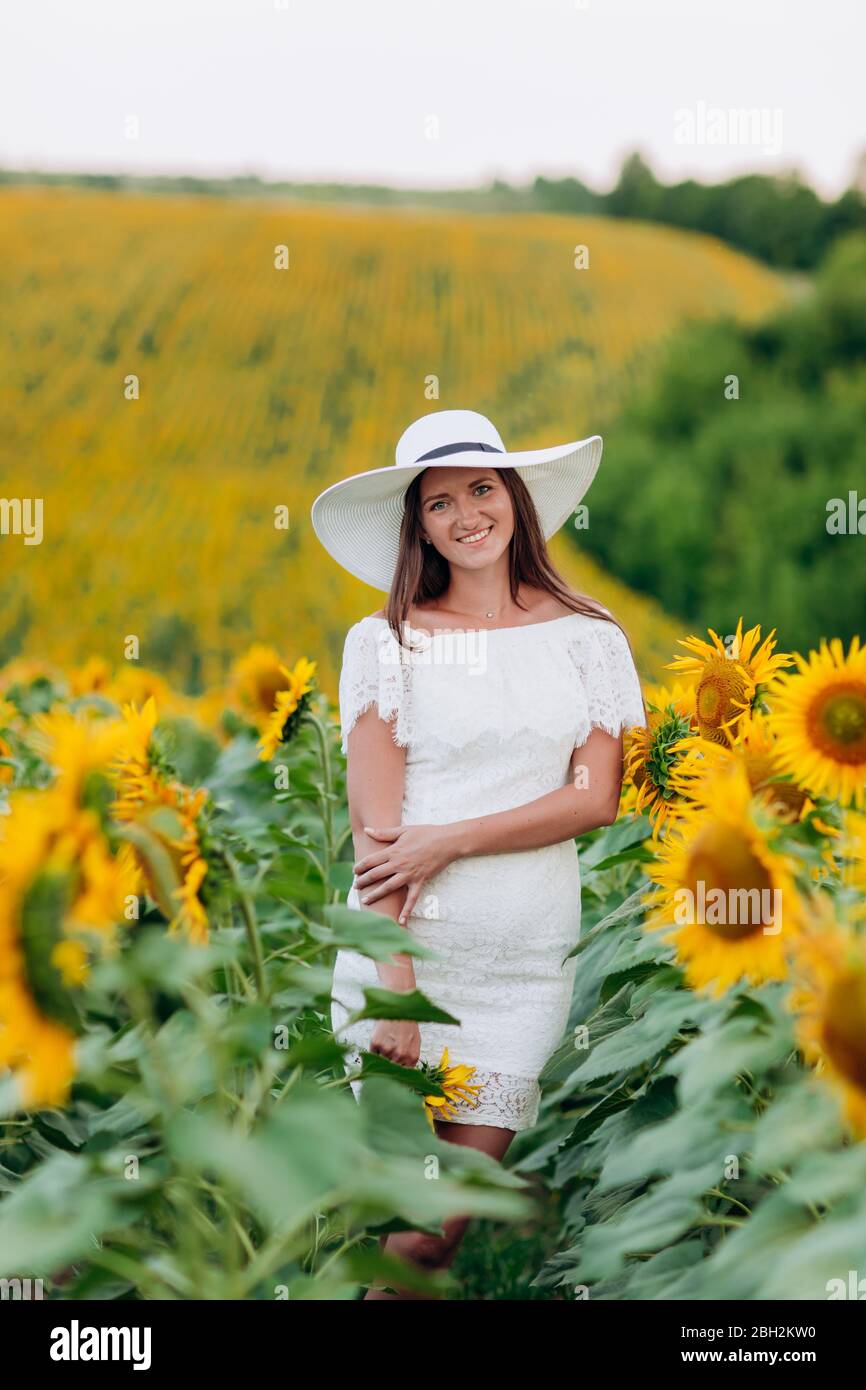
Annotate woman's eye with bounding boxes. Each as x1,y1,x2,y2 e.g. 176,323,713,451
429,485,490,511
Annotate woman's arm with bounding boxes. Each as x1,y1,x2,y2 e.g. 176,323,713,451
355,727,626,920
345,705,416,993
455,726,624,857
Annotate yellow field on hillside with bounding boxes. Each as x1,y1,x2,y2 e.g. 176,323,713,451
0,187,786,698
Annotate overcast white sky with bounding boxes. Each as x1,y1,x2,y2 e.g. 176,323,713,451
1,0,862,197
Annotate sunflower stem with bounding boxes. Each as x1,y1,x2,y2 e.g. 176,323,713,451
219,847,268,1002
301,706,339,900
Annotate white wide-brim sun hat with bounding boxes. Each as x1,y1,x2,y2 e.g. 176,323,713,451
310,408,603,593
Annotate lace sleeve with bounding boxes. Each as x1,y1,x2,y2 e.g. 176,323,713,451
338,618,412,756
569,619,647,746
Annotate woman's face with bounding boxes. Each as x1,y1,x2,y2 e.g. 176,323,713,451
418,465,514,571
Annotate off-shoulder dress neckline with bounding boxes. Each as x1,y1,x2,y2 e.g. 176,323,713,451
364,611,591,640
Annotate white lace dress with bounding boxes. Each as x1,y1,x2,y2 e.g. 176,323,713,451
330,612,647,1132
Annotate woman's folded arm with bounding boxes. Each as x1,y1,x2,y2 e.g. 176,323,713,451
345,706,416,991
454,726,624,858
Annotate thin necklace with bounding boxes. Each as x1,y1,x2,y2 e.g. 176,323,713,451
435,601,508,622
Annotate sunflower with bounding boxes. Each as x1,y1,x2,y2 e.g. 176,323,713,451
68,656,113,696
0,959,78,1111
231,644,295,722
110,697,163,816
111,699,211,942
621,682,696,838
70,837,141,939
1,786,138,941
29,706,129,813
767,636,866,810
672,711,815,824
785,893,866,1140
734,710,816,820
17,709,142,940
117,800,210,943
257,656,318,761
171,855,209,943
0,806,79,1107
51,938,90,987
0,787,131,1108
107,665,182,717
670,713,845,893
666,617,793,747
643,758,805,996
418,1046,485,1130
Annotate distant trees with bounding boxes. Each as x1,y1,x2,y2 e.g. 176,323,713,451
536,150,866,270
575,232,866,653
532,174,596,214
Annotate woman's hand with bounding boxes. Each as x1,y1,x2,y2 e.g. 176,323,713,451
353,822,463,924
369,1018,421,1069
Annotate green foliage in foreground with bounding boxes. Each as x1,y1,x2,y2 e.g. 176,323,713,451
0,690,530,1301
1,681,863,1301
514,821,866,1301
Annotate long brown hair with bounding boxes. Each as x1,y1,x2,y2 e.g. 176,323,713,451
382,466,646,718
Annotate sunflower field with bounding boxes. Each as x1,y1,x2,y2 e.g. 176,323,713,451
0,186,785,697
1,613,865,1301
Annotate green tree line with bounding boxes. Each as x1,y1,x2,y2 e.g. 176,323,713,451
544,151,866,270
574,231,866,655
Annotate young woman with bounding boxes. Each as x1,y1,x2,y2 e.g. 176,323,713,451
311,408,646,1299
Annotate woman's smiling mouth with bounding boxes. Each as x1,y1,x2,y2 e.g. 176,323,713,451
456,525,493,545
